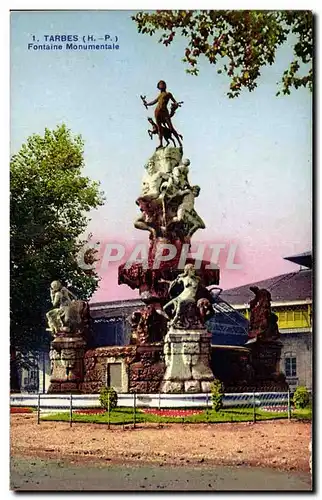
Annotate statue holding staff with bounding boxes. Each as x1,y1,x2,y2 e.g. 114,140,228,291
141,80,183,149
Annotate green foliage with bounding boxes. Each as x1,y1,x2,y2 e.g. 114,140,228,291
132,10,313,98
210,379,224,412
99,386,118,411
10,124,104,359
293,386,310,409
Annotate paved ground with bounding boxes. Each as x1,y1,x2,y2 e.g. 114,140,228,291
11,456,312,491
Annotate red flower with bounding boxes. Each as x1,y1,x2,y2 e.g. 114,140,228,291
142,409,203,417
10,407,33,413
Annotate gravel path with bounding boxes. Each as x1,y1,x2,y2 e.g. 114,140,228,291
10,414,312,491
11,456,312,491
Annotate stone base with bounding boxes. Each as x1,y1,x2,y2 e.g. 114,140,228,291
249,339,284,382
47,381,82,394
161,328,214,393
129,345,165,393
49,334,86,392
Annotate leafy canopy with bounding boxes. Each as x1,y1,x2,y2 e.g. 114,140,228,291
10,124,104,354
132,10,313,98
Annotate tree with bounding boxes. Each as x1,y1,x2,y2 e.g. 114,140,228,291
10,125,104,388
132,10,313,98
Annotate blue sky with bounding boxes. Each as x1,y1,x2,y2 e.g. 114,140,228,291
10,10,312,301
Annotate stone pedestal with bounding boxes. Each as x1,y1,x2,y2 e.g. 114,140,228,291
48,334,87,393
247,339,288,391
250,340,283,380
161,328,214,393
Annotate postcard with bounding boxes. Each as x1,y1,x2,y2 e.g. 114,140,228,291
10,9,313,492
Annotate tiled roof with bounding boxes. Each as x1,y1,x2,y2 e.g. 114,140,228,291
220,269,312,306
284,251,312,269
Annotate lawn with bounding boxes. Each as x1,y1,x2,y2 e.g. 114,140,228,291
41,405,312,424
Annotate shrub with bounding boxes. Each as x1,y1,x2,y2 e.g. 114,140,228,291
210,379,224,412
99,386,118,412
293,386,310,409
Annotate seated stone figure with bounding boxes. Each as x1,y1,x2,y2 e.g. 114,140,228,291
46,280,89,336
163,264,203,329
248,286,280,341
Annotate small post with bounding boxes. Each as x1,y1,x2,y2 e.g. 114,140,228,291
206,393,209,423
69,393,73,428
107,391,110,430
42,351,46,394
158,392,161,428
37,393,41,424
252,392,256,423
287,389,291,420
133,392,136,429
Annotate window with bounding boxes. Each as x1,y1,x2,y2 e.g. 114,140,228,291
294,310,302,322
286,311,294,322
284,353,297,377
106,363,122,390
29,369,38,381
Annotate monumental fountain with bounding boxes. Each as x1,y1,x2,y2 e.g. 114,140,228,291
46,81,287,394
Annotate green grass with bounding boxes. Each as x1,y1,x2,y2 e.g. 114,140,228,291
41,405,312,424
292,406,312,420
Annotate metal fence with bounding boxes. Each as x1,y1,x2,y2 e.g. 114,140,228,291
24,390,297,428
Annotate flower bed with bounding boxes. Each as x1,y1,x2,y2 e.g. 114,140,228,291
142,409,204,418
261,405,288,413
11,407,33,414
73,408,204,417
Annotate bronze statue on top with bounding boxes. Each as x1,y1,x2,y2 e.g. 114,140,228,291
147,117,183,148
141,80,183,149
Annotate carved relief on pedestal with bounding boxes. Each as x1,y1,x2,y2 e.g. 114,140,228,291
162,329,214,393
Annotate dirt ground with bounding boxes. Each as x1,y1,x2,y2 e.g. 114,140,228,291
11,414,311,472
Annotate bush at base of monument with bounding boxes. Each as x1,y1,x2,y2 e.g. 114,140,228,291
99,386,118,411
293,386,310,409
210,379,224,412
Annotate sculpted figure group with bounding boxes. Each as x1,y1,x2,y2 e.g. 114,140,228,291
46,280,89,337
248,286,280,342
136,82,205,243
134,153,205,242
162,263,214,329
